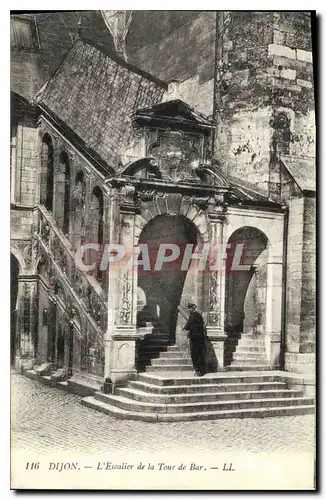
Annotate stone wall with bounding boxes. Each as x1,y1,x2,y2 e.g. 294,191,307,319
285,194,315,374
215,11,315,197
11,123,39,207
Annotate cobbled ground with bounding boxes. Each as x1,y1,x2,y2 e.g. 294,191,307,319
11,371,315,456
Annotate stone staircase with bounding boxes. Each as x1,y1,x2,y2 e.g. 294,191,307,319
143,344,193,373
81,370,314,422
228,334,271,371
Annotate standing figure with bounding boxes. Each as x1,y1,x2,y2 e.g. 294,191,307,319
183,303,206,376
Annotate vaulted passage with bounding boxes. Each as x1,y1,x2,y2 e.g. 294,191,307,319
138,215,198,339
40,133,54,212
224,226,268,366
136,214,202,370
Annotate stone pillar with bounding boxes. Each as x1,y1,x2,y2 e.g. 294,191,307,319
17,279,30,357
28,277,39,358
265,258,283,368
206,204,227,368
106,185,139,388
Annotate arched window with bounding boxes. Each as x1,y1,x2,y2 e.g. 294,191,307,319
72,171,86,251
40,134,54,212
55,151,70,235
88,186,104,279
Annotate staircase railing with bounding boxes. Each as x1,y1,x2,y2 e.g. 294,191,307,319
34,204,107,376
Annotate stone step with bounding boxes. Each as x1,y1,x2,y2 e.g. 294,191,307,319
233,352,267,360
235,345,266,353
157,351,189,359
138,372,278,386
227,365,272,371
231,359,271,366
151,357,192,366
86,393,314,415
146,365,193,372
166,345,185,351
237,339,265,347
114,387,304,405
81,396,315,422
128,380,289,394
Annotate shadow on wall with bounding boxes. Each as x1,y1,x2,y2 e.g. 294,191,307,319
205,338,218,373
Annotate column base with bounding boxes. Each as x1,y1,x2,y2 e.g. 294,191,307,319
106,325,139,387
206,327,227,369
14,356,36,373
266,332,281,369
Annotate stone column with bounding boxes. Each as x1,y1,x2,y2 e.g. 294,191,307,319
17,279,30,357
106,185,139,388
206,203,227,368
265,258,283,368
28,277,39,358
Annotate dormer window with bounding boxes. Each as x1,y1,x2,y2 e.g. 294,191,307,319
10,15,40,52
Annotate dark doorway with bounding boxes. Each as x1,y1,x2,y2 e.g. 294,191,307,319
138,214,198,343
47,300,56,363
224,226,268,365
56,324,65,368
40,133,54,212
67,324,74,376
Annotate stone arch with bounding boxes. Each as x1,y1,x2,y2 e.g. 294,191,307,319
136,213,204,343
55,150,71,235
10,245,27,275
40,133,54,212
224,225,270,365
224,211,284,262
134,193,210,245
71,170,86,251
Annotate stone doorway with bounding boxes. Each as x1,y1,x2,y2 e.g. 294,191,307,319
224,226,268,365
11,254,19,365
136,214,202,369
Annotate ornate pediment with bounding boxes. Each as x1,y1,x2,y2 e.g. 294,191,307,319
134,99,215,133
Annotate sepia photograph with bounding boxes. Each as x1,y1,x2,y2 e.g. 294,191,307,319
10,9,316,490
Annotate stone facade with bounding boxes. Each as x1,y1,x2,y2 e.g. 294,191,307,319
11,11,315,392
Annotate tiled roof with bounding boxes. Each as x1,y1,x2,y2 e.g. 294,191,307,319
38,38,166,171
280,155,316,192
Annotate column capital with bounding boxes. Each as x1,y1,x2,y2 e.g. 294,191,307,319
206,197,227,223
118,184,140,214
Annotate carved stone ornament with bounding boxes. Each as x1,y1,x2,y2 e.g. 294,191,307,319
120,184,137,206
149,130,201,182
207,195,227,221
119,273,132,324
138,190,156,202
193,196,210,211
40,220,51,244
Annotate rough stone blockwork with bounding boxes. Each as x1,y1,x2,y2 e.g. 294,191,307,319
215,12,315,195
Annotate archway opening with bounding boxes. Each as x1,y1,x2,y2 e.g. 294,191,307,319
224,226,268,365
86,186,104,281
71,171,86,251
55,151,71,235
136,214,203,372
11,254,19,365
40,133,54,212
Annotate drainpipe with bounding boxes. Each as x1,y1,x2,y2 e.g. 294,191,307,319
280,204,289,371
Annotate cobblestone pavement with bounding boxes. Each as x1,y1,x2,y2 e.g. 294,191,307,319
11,372,315,456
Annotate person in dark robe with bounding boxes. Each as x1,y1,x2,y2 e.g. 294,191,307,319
183,303,206,376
